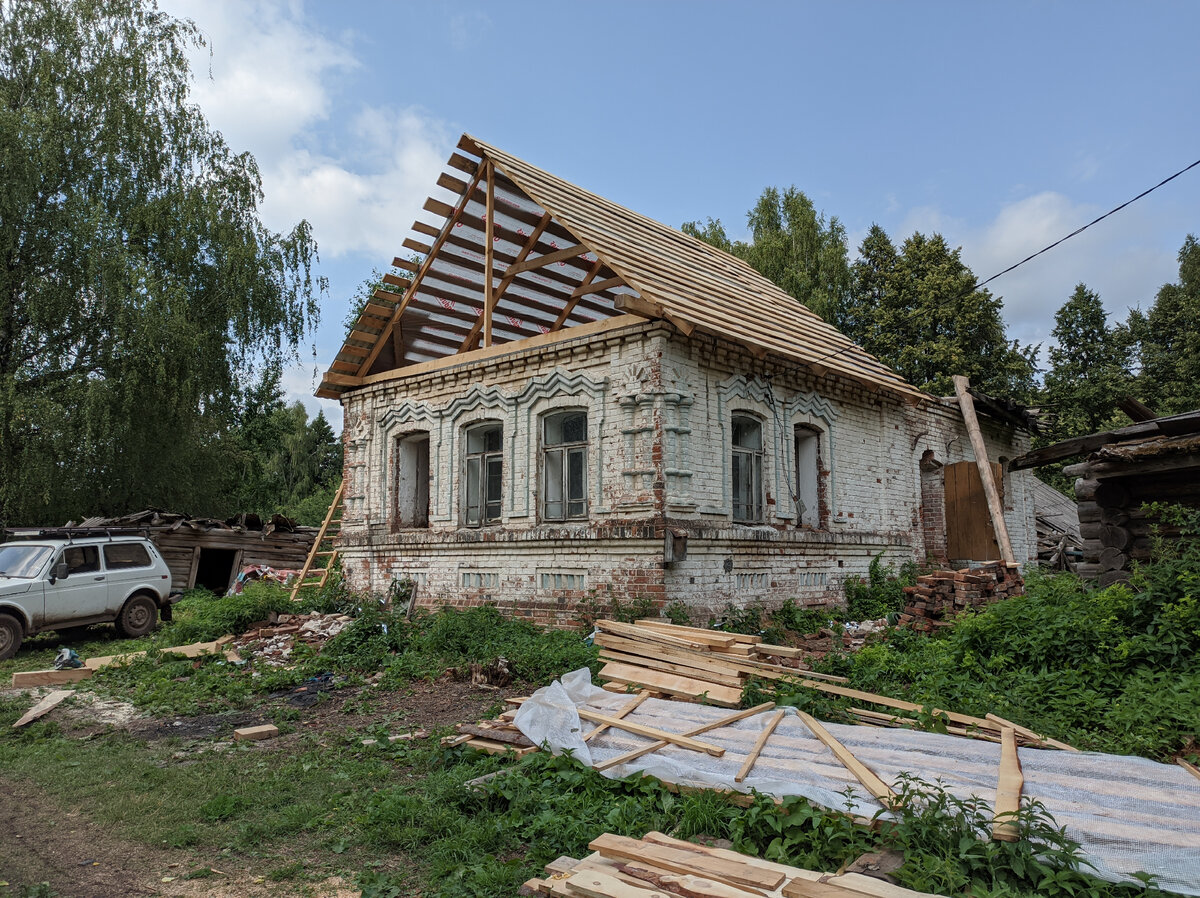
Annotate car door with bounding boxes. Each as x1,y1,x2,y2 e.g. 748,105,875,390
43,545,109,625
103,542,156,612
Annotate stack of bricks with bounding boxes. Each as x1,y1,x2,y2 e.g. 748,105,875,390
900,561,1023,631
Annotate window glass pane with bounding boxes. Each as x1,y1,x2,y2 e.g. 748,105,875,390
732,452,745,519
62,546,100,574
467,424,501,453
544,414,563,446
567,448,586,503
544,448,564,519
562,412,586,443
104,543,151,569
732,416,762,451
465,456,481,525
484,426,502,453
485,456,503,522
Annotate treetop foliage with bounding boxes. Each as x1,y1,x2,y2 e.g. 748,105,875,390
0,0,326,524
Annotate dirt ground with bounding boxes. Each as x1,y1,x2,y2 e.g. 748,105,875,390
1,676,519,897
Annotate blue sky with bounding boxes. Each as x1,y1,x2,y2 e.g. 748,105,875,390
164,1,1200,425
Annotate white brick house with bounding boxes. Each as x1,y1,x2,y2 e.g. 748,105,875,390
317,136,1036,626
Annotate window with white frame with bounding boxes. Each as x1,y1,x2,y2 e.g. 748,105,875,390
731,414,764,523
542,410,587,521
464,422,503,527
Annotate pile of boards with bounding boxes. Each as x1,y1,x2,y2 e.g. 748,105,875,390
10,637,240,687
594,619,849,707
898,562,1023,632
522,830,941,898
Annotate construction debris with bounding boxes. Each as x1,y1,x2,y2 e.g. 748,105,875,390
228,612,352,667
521,831,945,898
899,561,1023,631
442,707,537,756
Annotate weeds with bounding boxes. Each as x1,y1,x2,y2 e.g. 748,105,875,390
843,553,917,621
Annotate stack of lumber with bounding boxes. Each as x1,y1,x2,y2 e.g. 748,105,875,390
441,705,537,756
594,619,825,707
899,562,1022,631
522,830,945,898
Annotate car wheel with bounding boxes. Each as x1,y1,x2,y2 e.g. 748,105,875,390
0,614,23,661
116,595,158,638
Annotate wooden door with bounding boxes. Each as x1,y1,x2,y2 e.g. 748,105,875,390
944,461,1004,561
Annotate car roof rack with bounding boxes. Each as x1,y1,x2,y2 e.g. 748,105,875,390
3,527,151,543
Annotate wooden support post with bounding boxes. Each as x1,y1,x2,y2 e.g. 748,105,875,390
483,160,495,348
953,375,1016,563
735,708,786,782
992,727,1023,841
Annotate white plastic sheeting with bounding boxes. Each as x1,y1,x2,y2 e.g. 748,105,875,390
514,670,1200,895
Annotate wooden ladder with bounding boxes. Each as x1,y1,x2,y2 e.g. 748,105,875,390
289,481,345,601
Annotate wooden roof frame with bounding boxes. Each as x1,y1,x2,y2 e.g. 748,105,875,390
317,135,927,404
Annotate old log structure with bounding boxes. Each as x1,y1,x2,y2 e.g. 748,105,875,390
1010,410,1200,585
70,510,318,593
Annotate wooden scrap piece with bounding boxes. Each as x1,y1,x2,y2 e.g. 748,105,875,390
585,691,650,742
618,861,761,898
595,703,774,772
454,724,534,747
985,713,1079,752
233,724,280,742
12,689,72,728
796,711,898,809
575,708,726,757
596,620,710,651
782,879,873,898
589,833,784,891
12,668,93,688
564,869,668,898
1178,758,1200,782
735,709,786,783
992,727,1023,842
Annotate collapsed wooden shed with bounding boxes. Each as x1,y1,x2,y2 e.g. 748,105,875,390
1010,410,1200,584
73,510,318,593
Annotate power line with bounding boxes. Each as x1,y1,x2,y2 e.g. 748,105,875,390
971,155,1200,292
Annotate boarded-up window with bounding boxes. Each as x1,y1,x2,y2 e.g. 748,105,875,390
944,460,1004,561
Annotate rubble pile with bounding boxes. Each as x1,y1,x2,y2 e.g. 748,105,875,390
900,561,1023,631
231,612,353,667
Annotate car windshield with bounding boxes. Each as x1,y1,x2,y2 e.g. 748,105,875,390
0,544,54,578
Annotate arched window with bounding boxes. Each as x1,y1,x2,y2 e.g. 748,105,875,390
543,410,588,520
731,414,764,523
464,422,503,527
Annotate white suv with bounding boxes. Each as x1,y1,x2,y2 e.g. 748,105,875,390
0,531,178,660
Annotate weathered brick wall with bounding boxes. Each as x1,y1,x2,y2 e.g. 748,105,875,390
335,320,1035,624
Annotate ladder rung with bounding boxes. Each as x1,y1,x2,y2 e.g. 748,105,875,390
315,550,336,556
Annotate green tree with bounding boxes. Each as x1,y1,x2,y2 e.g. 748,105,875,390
0,0,322,524
849,229,1037,400
1042,284,1131,440
683,186,853,323
1129,235,1200,415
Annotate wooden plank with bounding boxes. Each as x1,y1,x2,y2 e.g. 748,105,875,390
437,171,469,193
597,620,709,650
563,870,664,898
403,237,432,255
598,649,745,688
504,243,587,277
413,219,442,238
953,376,1015,563
584,691,650,743
735,709,786,782
589,834,784,891
483,160,495,347
234,724,280,742
574,708,726,757
599,662,743,707
781,678,993,732
992,727,1023,842
574,275,625,298
380,273,410,290
12,689,72,728
617,862,757,898
985,713,1078,752
1177,758,1200,782
595,703,775,772
595,634,747,678
783,879,873,898
392,254,421,273
12,668,93,688
796,711,897,809
633,620,755,646
462,737,538,757
754,643,807,659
